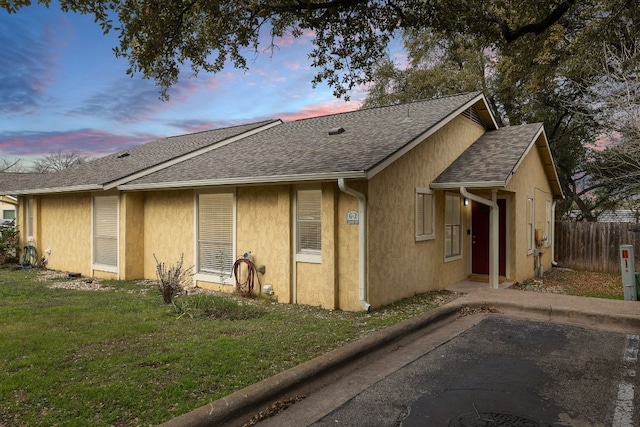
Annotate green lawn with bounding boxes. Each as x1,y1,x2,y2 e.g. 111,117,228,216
0,269,454,426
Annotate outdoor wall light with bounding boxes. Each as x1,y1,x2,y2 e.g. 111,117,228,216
464,198,469,206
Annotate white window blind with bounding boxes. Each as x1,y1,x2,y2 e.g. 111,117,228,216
445,194,461,258
297,190,321,253
93,195,118,267
26,198,33,239
416,189,434,240
198,193,234,274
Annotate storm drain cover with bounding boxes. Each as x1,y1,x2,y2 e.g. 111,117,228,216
449,411,549,427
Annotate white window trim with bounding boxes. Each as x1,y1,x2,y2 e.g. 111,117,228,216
545,199,552,248
92,194,119,274
444,193,463,262
527,195,535,254
416,188,435,241
294,187,322,264
194,190,237,285
26,198,34,242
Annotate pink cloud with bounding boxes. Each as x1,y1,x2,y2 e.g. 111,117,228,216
277,100,362,122
0,129,159,158
284,61,304,71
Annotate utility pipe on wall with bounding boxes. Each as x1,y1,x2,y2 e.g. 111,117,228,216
551,200,558,266
460,187,500,289
338,179,371,311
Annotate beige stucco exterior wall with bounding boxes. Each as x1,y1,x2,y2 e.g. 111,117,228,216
141,190,194,280
367,116,486,308
120,192,145,279
505,138,556,281
235,185,292,302
33,193,92,276
336,181,365,311
293,183,342,310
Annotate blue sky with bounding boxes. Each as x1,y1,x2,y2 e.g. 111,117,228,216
1,3,399,166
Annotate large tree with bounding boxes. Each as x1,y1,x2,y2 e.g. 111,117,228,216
362,1,639,220
5,0,639,219
587,32,640,206
4,0,634,101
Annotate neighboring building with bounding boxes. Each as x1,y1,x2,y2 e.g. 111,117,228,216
0,92,563,311
0,195,16,221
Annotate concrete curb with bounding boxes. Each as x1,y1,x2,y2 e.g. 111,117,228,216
159,292,640,427
158,302,465,427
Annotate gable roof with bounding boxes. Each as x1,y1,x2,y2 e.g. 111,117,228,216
1,120,280,195
431,123,563,198
0,92,501,195
120,92,493,190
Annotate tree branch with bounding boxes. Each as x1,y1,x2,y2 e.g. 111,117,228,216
485,0,577,42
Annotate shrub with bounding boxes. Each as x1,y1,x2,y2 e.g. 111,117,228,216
153,253,194,304
0,225,19,266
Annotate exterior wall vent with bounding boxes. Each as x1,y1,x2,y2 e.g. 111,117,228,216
328,127,345,135
462,106,483,127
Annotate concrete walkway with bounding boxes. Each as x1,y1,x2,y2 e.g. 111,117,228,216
159,283,640,427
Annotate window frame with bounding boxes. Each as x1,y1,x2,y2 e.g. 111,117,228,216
92,194,119,273
545,199,552,248
26,198,34,242
295,188,322,264
194,191,236,284
444,193,462,261
527,196,535,254
415,188,435,241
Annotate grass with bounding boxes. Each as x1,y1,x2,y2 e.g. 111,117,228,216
0,268,456,427
513,268,625,300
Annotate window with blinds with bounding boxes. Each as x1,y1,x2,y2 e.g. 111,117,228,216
93,195,118,269
416,189,434,241
26,198,34,240
296,189,321,256
445,194,461,259
527,196,535,253
198,193,234,275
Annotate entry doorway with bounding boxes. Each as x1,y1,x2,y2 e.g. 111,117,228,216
471,199,506,276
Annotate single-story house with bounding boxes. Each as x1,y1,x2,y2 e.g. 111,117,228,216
0,92,563,311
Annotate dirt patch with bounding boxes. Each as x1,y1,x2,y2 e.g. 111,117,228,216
511,268,623,297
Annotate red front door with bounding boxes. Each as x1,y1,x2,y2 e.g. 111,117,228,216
471,199,506,276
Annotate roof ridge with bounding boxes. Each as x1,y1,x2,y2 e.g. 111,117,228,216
289,91,482,124
161,119,280,141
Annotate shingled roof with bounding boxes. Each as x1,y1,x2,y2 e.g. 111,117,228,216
1,91,502,194
0,120,280,194
431,123,563,198
120,92,491,189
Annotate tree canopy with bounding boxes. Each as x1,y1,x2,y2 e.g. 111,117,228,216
5,0,629,100
361,1,640,220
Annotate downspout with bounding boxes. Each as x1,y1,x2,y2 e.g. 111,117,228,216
551,200,558,266
460,187,500,289
338,179,371,311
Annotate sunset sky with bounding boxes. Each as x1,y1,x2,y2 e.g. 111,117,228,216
1,3,402,166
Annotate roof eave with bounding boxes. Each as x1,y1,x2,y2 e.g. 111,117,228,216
430,181,506,190
366,93,495,179
12,184,104,195
118,171,368,191
509,126,564,199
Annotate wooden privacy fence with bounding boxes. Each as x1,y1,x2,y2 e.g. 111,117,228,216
555,221,640,273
